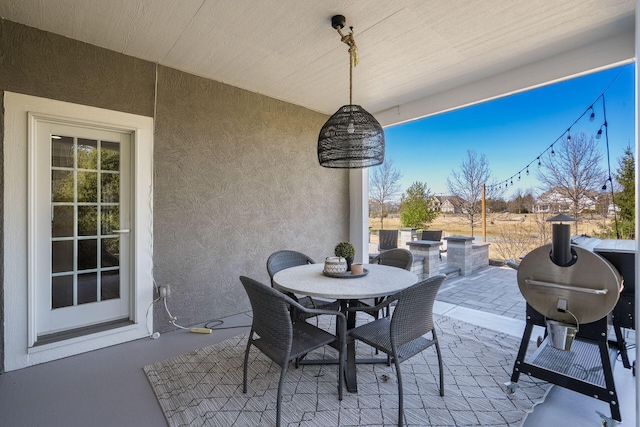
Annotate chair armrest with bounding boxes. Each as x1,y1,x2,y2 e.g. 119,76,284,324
294,303,348,340
300,307,347,321
346,296,396,313
286,296,346,321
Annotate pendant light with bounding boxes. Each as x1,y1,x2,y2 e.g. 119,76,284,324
317,15,385,168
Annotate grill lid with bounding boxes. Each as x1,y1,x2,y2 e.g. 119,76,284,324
517,244,622,324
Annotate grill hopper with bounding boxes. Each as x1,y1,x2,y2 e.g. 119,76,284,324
517,243,622,325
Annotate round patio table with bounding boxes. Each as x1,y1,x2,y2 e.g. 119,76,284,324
273,263,418,392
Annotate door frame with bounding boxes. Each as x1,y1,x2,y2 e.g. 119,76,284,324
4,92,154,371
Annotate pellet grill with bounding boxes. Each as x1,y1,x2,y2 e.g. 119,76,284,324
505,215,635,426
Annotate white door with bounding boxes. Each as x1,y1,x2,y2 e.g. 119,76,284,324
34,121,132,336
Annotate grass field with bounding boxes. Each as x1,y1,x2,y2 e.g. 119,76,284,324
368,213,611,261
369,213,608,237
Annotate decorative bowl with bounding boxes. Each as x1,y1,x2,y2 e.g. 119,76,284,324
324,257,347,274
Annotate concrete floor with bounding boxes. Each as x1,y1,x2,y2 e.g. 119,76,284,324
0,265,636,426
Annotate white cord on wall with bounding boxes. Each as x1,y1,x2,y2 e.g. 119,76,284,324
145,294,161,339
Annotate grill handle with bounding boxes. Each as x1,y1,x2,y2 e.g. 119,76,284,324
524,279,608,295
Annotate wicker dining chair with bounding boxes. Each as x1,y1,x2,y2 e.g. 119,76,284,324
240,276,346,427
419,230,443,242
420,230,443,260
378,229,399,252
267,250,340,318
348,274,446,427
370,248,414,270
360,248,414,319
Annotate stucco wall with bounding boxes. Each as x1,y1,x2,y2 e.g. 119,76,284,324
152,66,348,329
0,89,3,373
0,20,155,117
0,19,349,370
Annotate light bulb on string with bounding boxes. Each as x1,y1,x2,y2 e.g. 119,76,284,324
596,121,607,140
490,100,606,197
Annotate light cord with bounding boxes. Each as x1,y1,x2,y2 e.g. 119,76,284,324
601,94,620,238
489,64,630,191
336,25,358,105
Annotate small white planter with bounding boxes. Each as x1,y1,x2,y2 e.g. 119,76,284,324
324,257,347,274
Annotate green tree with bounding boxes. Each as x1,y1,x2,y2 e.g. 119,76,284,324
614,144,635,239
507,189,535,213
399,182,438,228
486,197,507,213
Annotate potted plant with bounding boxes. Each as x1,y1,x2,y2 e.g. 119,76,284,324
334,241,356,271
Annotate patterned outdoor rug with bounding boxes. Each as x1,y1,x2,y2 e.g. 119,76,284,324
144,315,551,426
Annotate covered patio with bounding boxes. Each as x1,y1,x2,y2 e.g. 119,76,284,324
0,0,638,425
0,264,635,425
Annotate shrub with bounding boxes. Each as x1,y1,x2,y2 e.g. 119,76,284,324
334,241,356,259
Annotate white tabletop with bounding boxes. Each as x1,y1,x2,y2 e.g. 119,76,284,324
273,263,418,300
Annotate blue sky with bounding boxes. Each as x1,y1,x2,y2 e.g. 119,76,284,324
381,63,636,200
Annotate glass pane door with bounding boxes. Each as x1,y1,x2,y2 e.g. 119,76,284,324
51,135,123,309
36,122,131,335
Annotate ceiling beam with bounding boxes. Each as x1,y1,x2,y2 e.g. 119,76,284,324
376,30,635,128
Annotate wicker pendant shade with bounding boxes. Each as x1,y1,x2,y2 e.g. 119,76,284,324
318,15,385,169
318,105,384,168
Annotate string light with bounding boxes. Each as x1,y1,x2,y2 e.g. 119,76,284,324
490,64,627,195
596,121,607,139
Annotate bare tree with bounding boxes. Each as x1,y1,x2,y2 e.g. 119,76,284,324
537,132,604,233
446,150,496,237
492,221,538,262
525,188,553,246
369,160,402,230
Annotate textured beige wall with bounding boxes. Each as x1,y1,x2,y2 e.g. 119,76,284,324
0,19,155,117
152,66,349,329
0,19,349,348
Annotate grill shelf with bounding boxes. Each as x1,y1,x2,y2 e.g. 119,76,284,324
510,304,622,422
528,337,618,388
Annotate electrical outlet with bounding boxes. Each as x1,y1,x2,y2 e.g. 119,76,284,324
159,284,171,298
557,298,568,312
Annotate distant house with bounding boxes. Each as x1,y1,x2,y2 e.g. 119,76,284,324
608,203,621,216
435,195,465,214
534,188,597,213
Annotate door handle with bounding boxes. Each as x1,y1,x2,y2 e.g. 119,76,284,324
111,229,130,234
